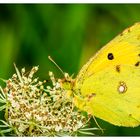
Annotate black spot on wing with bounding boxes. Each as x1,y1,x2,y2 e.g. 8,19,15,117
127,28,131,33
137,105,140,108
87,93,96,101
137,35,140,40
116,65,120,73
135,61,140,67
120,32,123,36
107,53,114,60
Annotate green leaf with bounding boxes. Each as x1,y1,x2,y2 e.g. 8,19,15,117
0,87,6,99
0,98,6,103
78,130,95,136
0,105,6,111
0,120,10,127
80,127,100,131
14,63,23,83
0,125,9,128
0,128,13,133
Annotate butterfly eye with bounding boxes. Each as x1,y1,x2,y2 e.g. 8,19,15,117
107,53,114,60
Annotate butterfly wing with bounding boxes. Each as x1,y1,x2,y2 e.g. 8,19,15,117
74,23,140,127
76,23,140,89
75,65,140,127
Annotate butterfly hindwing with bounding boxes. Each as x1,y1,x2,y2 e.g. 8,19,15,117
78,65,140,126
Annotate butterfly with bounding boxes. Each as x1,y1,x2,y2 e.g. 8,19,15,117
71,22,140,127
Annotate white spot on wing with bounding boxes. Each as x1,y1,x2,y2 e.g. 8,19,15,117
118,81,127,94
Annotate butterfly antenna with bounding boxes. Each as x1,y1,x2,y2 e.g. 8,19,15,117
92,115,104,134
48,56,64,75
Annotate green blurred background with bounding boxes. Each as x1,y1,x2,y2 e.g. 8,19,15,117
0,4,140,136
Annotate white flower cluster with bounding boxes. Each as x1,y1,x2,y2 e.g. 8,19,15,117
0,66,94,136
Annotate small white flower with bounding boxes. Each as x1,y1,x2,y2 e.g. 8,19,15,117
38,81,43,86
55,82,60,89
49,71,53,76
25,112,31,119
21,68,25,74
12,74,17,78
64,73,69,79
33,78,38,83
35,114,42,121
55,125,62,131
18,124,28,133
46,86,51,90
28,78,32,83
11,101,20,108
34,66,39,71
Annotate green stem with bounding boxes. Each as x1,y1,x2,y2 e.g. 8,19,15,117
28,121,34,136
4,98,9,121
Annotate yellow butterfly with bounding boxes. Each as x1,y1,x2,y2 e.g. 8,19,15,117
71,22,140,127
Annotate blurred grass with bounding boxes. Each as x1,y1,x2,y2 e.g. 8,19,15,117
0,4,140,136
